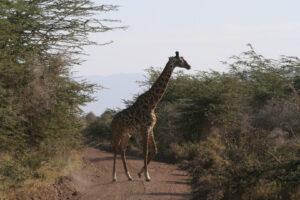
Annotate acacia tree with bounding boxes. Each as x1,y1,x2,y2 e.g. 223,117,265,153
0,0,123,189
1,0,122,53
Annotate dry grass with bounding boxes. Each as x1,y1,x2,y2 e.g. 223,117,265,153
0,150,83,200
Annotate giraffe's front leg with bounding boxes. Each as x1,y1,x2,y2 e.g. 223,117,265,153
138,132,157,178
142,131,151,182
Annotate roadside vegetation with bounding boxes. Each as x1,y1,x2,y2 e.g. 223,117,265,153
2,1,299,199
0,0,121,197
86,45,300,200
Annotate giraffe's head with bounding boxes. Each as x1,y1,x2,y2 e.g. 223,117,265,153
169,51,191,70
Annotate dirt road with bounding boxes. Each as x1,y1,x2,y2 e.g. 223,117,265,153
69,147,191,200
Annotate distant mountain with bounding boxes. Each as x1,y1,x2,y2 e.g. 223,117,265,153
81,73,145,115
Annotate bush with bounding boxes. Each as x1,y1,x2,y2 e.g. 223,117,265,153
84,109,116,144
0,0,121,196
139,46,300,200
84,46,299,199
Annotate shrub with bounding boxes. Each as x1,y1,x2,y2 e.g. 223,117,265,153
139,46,300,199
84,109,116,144
0,0,121,196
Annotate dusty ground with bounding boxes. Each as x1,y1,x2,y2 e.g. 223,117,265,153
73,147,191,200
24,147,191,200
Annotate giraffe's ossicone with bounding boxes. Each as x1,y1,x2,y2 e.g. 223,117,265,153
111,52,191,182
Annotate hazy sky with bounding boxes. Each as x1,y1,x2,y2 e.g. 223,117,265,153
77,0,300,77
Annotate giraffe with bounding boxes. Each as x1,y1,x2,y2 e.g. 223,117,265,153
111,51,191,182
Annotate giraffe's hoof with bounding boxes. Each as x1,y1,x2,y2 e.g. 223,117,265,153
127,174,133,181
146,178,151,182
113,178,117,182
128,177,134,181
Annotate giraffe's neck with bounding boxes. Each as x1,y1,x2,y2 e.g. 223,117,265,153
145,61,175,109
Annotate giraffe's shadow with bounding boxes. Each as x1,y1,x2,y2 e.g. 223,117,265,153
91,142,144,159
88,155,142,163
88,156,113,162
146,192,190,197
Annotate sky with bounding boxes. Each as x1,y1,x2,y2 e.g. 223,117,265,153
78,0,300,76
78,0,300,114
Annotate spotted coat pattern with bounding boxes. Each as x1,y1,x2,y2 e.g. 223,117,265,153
111,54,191,182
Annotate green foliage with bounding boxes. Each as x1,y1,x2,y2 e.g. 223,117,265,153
80,43,299,199
84,109,116,144
185,128,299,200
0,0,121,194
140,46,300,199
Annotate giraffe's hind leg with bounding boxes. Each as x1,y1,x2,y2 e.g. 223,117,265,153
121,150,133,181
112,150,117,182
117,132,133,181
